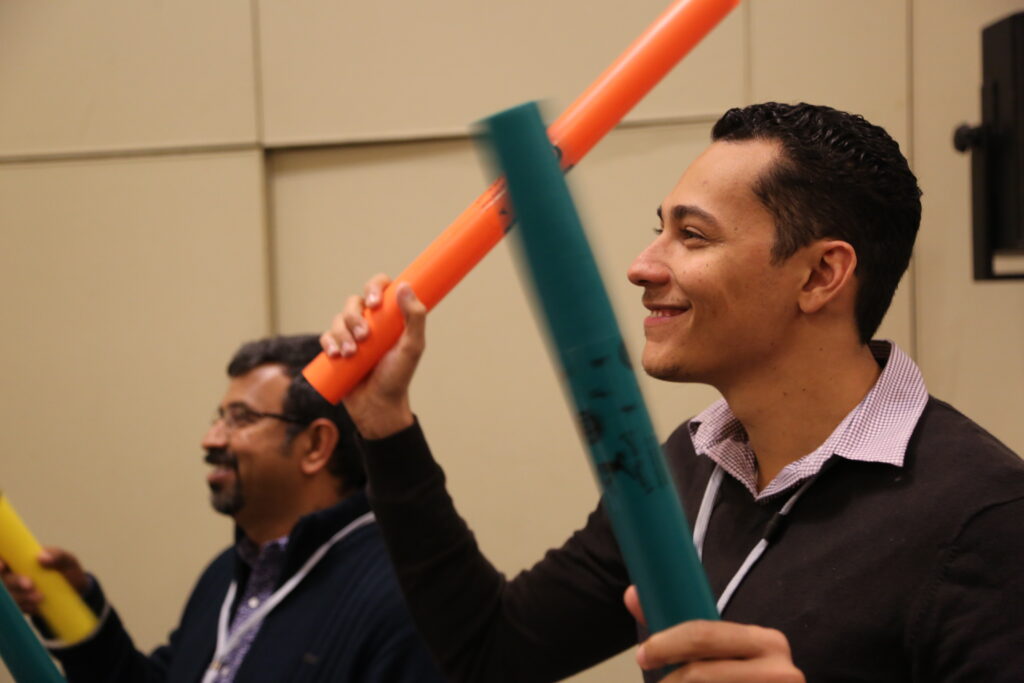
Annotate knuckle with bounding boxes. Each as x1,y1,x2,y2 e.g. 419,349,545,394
685,620,718,651
406,340,425,359
758,626,792,655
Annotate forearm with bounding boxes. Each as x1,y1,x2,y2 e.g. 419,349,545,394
49,582,170,683
362,420,637,682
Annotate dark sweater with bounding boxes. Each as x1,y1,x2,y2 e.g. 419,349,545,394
50,492,444,682
364,398,1024,682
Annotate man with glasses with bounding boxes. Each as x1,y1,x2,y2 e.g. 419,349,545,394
0,335,444,682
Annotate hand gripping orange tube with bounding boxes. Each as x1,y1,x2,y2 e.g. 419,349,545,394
304,0,740,403
0,494,97,644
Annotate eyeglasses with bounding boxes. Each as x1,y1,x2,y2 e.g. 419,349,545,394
213,403,307,431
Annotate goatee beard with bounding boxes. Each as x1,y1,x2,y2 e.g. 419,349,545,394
205,448,244,515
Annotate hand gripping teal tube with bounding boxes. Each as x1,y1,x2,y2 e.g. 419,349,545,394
0,584,66,682
481,102,717,632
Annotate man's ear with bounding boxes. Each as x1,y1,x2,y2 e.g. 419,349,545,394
297,418,339,476
797,240,858,315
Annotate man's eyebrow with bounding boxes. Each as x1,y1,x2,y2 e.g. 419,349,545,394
669,204,720,228
655,204,720,228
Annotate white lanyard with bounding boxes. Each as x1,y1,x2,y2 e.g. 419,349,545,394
692,466,820,615
201,511,376,683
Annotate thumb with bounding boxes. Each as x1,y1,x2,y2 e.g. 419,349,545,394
395,283,426,348
624,585,647,627
39,547,70,570
40,547,88,594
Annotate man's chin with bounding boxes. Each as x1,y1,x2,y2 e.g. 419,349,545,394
209,488,243,516
641,357,689,382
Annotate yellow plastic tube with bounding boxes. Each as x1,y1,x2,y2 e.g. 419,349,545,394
0,494,97,644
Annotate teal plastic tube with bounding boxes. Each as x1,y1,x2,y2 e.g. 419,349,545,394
481,101,718,632
0,584,66,682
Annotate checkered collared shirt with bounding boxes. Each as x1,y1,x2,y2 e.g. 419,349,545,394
688,341,928,501
212,535,289,682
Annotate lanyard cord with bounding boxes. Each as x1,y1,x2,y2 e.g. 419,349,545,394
693,463,830,615
201,511,376,683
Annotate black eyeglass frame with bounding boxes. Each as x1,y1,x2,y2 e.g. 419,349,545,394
214,403,309,430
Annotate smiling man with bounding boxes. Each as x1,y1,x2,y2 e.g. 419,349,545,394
0,335,443,682
322,102,1024,682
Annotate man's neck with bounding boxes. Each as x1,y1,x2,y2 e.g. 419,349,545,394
238,486,347,545
719,339,882,490
242,516,300,546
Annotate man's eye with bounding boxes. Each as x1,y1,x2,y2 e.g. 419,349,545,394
682,228,706,241
227,407,252,424
652,225,664,235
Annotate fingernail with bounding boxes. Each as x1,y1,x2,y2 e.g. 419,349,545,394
353,324,368,341
325,342,341,358
341,341,357,357
366,292,380,307
397,284,414,303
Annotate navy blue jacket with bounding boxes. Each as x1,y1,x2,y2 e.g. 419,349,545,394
51,492,444,682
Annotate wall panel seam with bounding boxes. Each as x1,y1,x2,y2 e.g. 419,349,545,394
264,113,722,155
742,0,752,105
0,143,262,166
251,0,267,144
906,0,919,361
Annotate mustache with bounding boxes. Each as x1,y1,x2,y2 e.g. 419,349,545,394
204,449,238,468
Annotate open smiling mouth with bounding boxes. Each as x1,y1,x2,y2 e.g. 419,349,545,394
204,451,238,488
644,305,691,322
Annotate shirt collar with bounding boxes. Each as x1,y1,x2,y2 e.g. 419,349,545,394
688,341,928,501
235,534,288,569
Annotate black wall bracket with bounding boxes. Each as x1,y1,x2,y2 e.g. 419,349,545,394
954,11,1024,280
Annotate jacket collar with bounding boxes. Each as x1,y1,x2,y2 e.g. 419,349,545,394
232,490,372,587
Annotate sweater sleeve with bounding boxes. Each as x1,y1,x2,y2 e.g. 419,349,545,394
909,496,1024,682
362,420,638,682
48,579,173,683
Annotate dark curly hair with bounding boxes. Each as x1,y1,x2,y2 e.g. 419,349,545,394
227,335,365,494
712,102,922,342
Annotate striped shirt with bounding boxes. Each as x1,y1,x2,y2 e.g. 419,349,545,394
688,341,928,501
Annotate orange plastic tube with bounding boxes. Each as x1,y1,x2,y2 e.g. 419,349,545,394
304,0,740,403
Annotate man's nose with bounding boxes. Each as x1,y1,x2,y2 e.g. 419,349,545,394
201,419,229,451
627,242,669,287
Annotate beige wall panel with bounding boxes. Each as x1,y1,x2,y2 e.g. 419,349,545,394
0,2,257,157
912,0,1024,453
257,0,744,145
750,0,908,136
749,0,915,350
0,150,269,674
270,122,718,681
